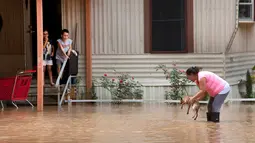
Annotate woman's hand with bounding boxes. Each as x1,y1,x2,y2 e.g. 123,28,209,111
188,96,196,104
188,77,207,104
65,54,69,60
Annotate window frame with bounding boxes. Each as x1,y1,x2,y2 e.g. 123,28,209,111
239,0,254,22
144,0,194,54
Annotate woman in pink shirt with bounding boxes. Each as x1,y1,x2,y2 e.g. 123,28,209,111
186,67,230,123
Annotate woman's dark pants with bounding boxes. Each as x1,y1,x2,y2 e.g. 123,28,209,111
207,91,229,122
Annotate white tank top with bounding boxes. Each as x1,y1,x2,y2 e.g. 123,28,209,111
56,39,72,62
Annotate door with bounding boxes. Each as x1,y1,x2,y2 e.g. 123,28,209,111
23,0,62,73
23,0,34,70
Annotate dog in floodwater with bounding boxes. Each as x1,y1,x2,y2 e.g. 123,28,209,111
180,96,200,120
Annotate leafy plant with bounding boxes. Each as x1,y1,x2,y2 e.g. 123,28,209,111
73,76,83,99
252,66,255,83
95,70,143,102
252,75,255,83
201,91,210,101
246,70,253,98
202,93,210,101
75,77,98,100
156,63,191,100
252,65,255,71
90,80,98,100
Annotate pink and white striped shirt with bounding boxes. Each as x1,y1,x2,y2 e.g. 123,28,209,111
195,71,230,97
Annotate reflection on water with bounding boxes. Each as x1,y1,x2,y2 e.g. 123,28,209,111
0,103,255,143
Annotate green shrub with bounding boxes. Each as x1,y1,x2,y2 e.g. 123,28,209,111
96,71,143,102
246,70,253,98
156,63,191,100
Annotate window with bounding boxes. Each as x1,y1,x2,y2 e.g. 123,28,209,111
239,0,254,21
152,0,185,52
144,0,194,53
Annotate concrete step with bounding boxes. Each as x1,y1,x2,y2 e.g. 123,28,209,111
31,76,57,84
15,96,58,105
28,80,60,104
29,87,59,94
28,77,84,104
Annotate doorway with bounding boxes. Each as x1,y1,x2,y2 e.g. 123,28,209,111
30,0,62,77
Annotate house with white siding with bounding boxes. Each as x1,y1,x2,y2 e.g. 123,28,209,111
1,0,254,103
89,0,255,99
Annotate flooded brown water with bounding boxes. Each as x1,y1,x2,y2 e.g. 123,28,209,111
0,103,255,143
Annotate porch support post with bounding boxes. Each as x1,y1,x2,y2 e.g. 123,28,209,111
85,0,92,98
36,0,44,111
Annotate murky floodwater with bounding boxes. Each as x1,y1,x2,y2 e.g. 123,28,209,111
0,103,255,143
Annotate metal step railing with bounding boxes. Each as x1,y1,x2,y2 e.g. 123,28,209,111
55,50,79,105
58,75,77,106
55,59,68,87
54,58,68,105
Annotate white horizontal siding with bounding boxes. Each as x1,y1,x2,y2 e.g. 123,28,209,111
27,84,241,102
94,85,200,100
88,84,240,100
78,54,224,85
225,52,255,83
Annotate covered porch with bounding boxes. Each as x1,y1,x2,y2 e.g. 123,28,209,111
0,0,93,111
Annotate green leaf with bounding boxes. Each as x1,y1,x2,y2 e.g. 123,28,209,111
156,64,189,100
252,66,255,70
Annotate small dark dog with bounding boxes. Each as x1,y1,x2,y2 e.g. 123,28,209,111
180,96,200,120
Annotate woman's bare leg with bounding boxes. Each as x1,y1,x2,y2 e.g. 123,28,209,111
47,65,54,86
56,60,63,79
57,65,61,76
56,60,61,76
43,66,46,86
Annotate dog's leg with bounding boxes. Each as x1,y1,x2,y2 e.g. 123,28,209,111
194,114,198,120
192,109,197,118
194,109,199,120
192,112,196,118
187,104,191,114
181,104,184,109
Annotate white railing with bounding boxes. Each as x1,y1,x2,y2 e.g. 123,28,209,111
225,79,255,103
55,59,68,87
58,75,77,106
63,99,208,104
55,50,78,87
227,98,255,102
55,50,79,104
57,83,210,106
58,80,254,106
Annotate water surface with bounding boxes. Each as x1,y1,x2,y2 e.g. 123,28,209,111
0,103,254,143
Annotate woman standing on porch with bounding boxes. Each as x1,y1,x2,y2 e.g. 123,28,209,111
56,29,73,76
186,66,231,123
43,30,55,86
